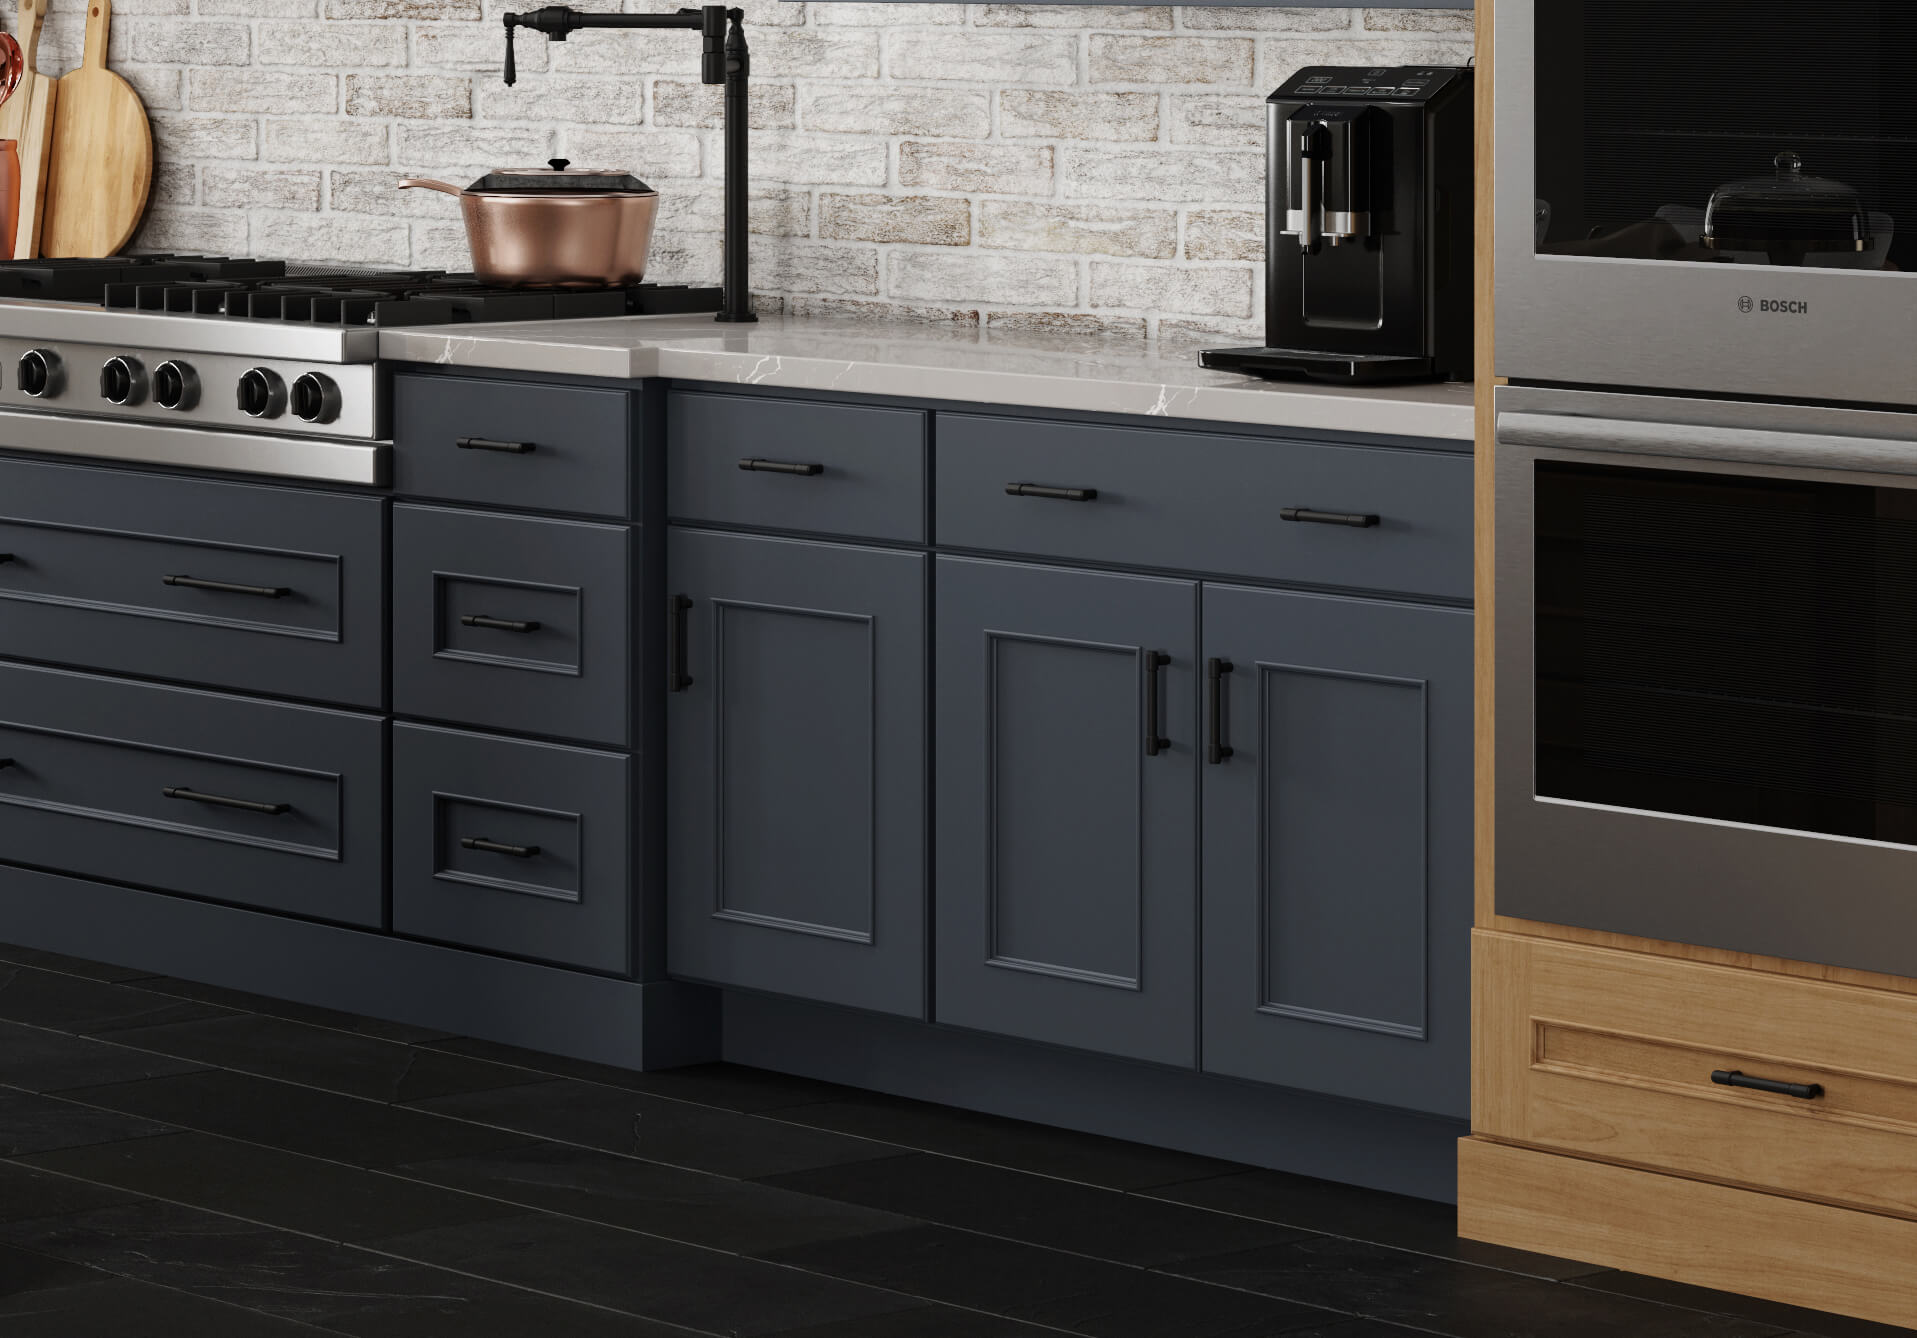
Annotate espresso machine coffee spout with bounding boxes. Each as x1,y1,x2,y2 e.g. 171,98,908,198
1283,106,1372,252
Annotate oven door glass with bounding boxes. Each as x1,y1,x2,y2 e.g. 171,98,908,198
1534,2,1917,276
1536,460,1917,843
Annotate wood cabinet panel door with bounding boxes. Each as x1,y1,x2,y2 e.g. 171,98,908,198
1200,584,1472,1116
935,556,1198,1067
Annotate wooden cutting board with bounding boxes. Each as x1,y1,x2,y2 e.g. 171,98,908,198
0,0,59,258
40,0,149,258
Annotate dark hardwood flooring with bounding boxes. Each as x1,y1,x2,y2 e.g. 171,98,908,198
0,940,1908,1338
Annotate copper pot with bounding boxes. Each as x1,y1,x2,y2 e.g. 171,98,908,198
399,160,659,288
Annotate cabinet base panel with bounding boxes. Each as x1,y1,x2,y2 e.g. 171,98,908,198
723,989,1467,1202
0,862,720,1071
1457,1137,1917,1329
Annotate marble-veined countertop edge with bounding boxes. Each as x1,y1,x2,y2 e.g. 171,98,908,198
378,313,1477,442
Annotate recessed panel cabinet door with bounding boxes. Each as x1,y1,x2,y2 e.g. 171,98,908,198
1200,584,1472,1117
935,556,1198,1068
666,529,927,1018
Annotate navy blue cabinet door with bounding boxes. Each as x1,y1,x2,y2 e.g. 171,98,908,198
1199,584,1472,1117
666,528,928,1018
935,556,1198,1068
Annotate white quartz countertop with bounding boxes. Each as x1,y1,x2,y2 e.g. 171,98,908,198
379,313,1476,442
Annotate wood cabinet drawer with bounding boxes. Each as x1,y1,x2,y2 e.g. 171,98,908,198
393,373,634,519
935,414,1470,598
667,391,926,542
0,458,384,708
1476,932,1917,1219
393,723,633,974
0,662,385,926
392,504,631,748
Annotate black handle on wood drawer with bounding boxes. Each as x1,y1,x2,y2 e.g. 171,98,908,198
461,614,542,633
739,458,824,476
1006,482,1098,502
461,836,541,858
456,437,536,454
1206,658,1234,765
668,594,693,693
1711,1069,1824,1100
162,786,291,816
1280,507,1380,529
164,574,291,599
1144,651,1171,758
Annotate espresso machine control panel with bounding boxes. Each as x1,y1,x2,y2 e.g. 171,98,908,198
1275,66,1465,102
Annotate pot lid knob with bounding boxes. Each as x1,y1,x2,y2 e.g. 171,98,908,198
1775,149,1802,176
549,158,570,171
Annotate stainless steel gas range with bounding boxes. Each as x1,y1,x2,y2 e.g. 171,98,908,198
1491,5,1917,977
0,256,718,485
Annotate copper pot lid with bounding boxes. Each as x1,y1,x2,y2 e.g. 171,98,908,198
467,159,656,196
1703,150,1872,254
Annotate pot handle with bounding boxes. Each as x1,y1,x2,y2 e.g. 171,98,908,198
396,178,464,197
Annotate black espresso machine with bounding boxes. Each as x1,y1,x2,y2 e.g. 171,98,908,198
1203,65,1474,384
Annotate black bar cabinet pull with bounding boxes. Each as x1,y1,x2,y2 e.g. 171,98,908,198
1144,651,1171,757
456,436,537,455
1280,507,1380,529
1206,658,1234,765
0,758,12,770
461,836,541,858
164,574,291,599
1711,1069,1824,1101
1006,482,1098,503
162,786,291,816
668,594,694,692
461,614,542,633
0,553,13,564
738,458,824,476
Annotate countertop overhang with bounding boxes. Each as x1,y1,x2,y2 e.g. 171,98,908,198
380,314,1476,441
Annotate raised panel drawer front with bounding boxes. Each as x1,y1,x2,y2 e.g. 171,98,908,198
935,556,1197,1067
1200,585,1472,1116
935,414,1471,598
392,373,633,519
666,528,927,1017
393,723,632,975
0,458,384,707
1476,932,1917,1219
392,504,631,747
666,391,927,542
0,662,384,925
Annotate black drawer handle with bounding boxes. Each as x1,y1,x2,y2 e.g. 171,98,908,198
739,457,824,476
0,553,13,564
1006,482,1098,503
668,594,693,693
162,786,291,816
461,836,541,858
1144,651,1170,758
1206,657,1234,765
461,614,542,633
1280,507,1380,529
0,758,12,770
1711,1069,1824,1100
164,574,291,599
456,437,536,455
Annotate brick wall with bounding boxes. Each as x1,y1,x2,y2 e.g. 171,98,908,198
10,3,1471,339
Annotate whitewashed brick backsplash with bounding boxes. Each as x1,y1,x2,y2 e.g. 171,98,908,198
6,3,1471,340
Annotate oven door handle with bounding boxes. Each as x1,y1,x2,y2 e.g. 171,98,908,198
1499,411,1917,478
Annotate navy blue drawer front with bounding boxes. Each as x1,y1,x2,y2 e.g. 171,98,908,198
666,391,926,542
393,373,634,519
392,504,632,748
935,414,1472,599
0,662,385,926
393,722,633,974
0,458,384,707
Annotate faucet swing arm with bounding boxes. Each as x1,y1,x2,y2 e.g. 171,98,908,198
502,4,757,324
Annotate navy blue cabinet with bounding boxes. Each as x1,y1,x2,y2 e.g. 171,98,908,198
934,556,1199,1067
1199,585,1473,1117
666,528,928,1017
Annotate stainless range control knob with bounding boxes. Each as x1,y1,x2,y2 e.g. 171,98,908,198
238,367,287,419
153,361,200,411
18,348,64,398
100,356,148,406
290,372,341,425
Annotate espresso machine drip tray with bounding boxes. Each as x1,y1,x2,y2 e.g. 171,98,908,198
1199,346,1441,384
